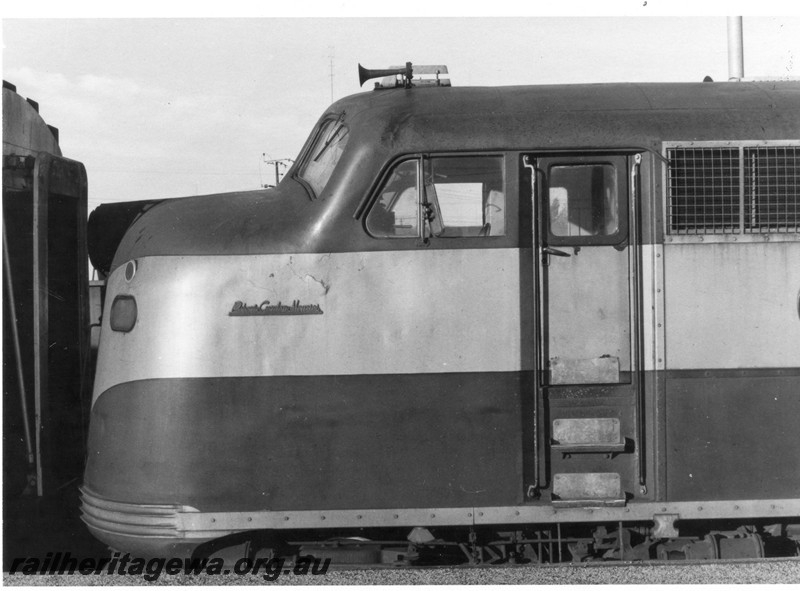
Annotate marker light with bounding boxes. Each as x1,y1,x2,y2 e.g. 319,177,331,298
110,295,137,332
124,260,137,282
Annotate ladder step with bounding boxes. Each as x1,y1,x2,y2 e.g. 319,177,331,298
551,472,626,507
551,418,627,454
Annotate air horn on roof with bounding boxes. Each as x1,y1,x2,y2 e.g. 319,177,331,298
358,62,413,88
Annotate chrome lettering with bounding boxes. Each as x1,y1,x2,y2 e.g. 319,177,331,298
229,300,323,316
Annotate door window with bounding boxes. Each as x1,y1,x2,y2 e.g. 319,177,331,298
546,160,626,246
549,164,619,238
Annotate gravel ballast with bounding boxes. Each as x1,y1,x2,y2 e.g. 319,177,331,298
5,558,800,585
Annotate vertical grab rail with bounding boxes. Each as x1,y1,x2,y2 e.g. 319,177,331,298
523,155,541,493
630,153,647,493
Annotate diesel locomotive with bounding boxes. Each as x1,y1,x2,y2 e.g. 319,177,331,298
81,64,800,563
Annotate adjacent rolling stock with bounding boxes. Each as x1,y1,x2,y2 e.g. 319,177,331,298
81,68,800,563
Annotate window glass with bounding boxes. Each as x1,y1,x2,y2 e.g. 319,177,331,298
296,118,349,196
549,164,619,238
426,155,505,237
366,159,419,237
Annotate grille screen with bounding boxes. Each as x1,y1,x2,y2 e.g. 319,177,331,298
667,145,799,235
743,147,800,233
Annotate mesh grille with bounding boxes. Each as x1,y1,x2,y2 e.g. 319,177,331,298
667,148,740,234
744,147,800,233
667,145,799,235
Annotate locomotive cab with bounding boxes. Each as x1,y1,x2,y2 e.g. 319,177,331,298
81,67,800,562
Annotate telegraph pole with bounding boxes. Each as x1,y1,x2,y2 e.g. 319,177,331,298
329,46,335,103
262,155,294,188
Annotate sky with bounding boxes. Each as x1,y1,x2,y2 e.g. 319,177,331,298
3,8,800,210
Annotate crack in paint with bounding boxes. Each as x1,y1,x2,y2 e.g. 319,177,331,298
305,274,331,295
286,260,331,295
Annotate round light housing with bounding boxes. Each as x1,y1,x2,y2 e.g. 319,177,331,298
124,260,137,282
110,295,137,332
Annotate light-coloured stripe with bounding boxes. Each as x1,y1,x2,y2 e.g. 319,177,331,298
94,240,795,398
640,244,666,372
546,246,631,372
93,249,523,400
664,241,800,369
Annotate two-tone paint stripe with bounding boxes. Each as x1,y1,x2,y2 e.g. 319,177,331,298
94,238,800,402
93,249,525,402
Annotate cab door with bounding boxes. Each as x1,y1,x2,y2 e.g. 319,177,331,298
530,153,643,506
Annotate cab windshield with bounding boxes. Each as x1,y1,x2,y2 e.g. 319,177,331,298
296,117,350,197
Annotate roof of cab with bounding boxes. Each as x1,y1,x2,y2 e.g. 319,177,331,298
331,80,800,119
317,81,800,159
107,81,800,269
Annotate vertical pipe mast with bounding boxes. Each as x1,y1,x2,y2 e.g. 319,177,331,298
728,16,744,81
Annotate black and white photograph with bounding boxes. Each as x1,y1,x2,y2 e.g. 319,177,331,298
3,3,800,585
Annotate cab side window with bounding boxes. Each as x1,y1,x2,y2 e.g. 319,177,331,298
366,155,505,239
366,159,420,238
426,155,505,237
